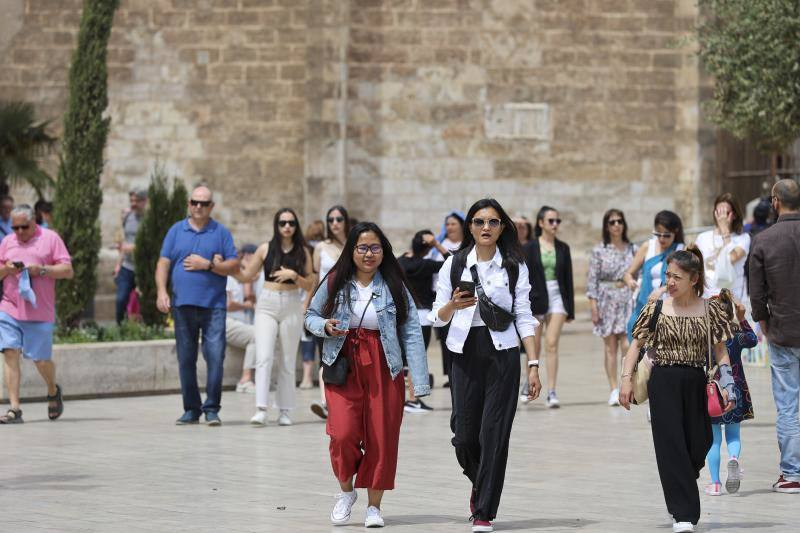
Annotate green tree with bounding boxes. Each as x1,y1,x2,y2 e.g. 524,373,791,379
134,165,188,327
0,101,57,198
697,0,800,154
53,0,119,328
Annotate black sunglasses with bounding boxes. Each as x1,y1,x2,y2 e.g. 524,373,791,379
11,225,30,231
278,220,297,228
652,231,674,239
471,218,501,228
190,200,212,207
608,219,625,226
547,218,562,225
327,216,345,224
355,244,383,255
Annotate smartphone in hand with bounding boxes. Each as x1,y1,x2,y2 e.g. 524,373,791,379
457,280,475,296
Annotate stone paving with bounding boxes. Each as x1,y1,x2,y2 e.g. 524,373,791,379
1,323,795,532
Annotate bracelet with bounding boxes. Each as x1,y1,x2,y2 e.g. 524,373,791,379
527,359,539,368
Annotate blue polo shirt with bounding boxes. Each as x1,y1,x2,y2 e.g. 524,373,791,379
159,218,238,309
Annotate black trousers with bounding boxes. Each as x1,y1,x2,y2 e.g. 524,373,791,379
450,326,520,521
649,365,712,525
438,325,455,376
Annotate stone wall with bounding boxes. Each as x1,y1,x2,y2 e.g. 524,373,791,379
1,0,715,313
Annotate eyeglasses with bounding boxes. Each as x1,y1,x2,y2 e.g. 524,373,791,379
547,218,562,225
355,244,383,255
471,218,502,229
11,225,29,231
327,216,344,224
190,200,212,207
278,220,297,228
608,219,624,226
652,231,674,239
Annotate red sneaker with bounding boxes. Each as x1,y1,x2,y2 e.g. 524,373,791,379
773,475,800,493
472,519,493,532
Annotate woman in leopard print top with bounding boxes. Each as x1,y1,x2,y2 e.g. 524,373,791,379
619,246,735,533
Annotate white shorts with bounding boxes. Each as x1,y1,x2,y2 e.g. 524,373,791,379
545,279,567,316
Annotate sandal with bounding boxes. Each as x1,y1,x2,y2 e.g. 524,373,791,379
0,408,23,424
47,384,64,420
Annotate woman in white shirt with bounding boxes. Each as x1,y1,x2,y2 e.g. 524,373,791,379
431,199,541,533
693,193,750,300
309,205,351,419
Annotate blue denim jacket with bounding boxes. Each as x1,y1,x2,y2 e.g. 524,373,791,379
305,271,431,397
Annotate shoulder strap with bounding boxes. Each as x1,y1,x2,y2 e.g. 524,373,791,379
507,260,518,304
450,249,467,290
648,299,663,332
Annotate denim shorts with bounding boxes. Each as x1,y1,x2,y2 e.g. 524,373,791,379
0,311,55,361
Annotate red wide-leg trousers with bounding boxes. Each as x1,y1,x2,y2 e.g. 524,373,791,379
325,329,405,490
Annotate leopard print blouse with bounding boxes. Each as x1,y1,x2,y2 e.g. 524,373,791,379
632,298,734,368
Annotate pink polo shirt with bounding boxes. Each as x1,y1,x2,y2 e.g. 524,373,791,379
0,226,72,323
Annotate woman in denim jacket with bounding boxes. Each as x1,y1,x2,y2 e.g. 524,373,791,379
305,222,430,528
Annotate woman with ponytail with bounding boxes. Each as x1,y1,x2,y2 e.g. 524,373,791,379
704,289,756,497
620,245,737,533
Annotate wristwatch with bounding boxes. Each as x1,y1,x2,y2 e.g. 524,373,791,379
39,266,47,277
527,359,540,368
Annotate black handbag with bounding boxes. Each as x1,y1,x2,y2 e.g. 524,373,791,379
469,265,515,332
321,291,374,386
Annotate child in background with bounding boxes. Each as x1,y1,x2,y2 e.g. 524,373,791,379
705,290,756,496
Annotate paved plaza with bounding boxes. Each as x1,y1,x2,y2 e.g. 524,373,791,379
1,323,795,532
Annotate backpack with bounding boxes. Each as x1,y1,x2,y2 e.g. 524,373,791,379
449,248,519,307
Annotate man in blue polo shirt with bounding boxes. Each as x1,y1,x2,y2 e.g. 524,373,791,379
156,186,239,426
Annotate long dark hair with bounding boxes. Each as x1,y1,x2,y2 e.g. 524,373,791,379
411,229,434,258
321,222,411,325
264,208,307,274
667,245,705,297
459,199,524,267
654,210,685,244
534,205,557,237
325,205,351,243
602,208,630,245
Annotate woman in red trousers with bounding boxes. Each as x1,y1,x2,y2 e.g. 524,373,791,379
305,222,430,528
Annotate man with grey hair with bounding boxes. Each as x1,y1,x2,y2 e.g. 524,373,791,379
749,178,800,493
0,204,73,424
114,188,148,324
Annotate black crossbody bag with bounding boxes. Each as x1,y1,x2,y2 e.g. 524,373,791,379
469,264,515,332
321,293,374,386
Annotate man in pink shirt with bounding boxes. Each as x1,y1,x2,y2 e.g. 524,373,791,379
0,205,73,424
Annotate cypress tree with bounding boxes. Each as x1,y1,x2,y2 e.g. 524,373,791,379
134,165,188,327
53,0,120,328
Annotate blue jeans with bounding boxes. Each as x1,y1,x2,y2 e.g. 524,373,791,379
770,342,800,481
172,305,227,415
114,266,136,324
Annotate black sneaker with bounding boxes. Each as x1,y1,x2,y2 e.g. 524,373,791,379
416,399,433,411
404,401,424,413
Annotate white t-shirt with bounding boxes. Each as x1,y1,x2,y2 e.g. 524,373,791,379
349,281,379,330
694,230,751,300
226,276,248,323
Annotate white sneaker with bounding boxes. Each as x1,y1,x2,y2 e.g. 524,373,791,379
673,521,694,532
364,505,384,528
278,410,292,426
546,391,560,408
330,490,357,525
608,388,620,406
236,381,255,393
250,409,268,426
726,457,741,493
518,394,530,404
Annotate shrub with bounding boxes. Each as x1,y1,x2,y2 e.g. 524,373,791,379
53,0,120,328
134,164,188,326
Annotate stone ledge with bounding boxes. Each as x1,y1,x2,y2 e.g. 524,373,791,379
0,340,244,402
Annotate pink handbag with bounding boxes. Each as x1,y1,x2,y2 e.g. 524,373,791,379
704,301,725,418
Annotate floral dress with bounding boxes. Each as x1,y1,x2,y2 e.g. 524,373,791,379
586,243,637,337
711,320,756,425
